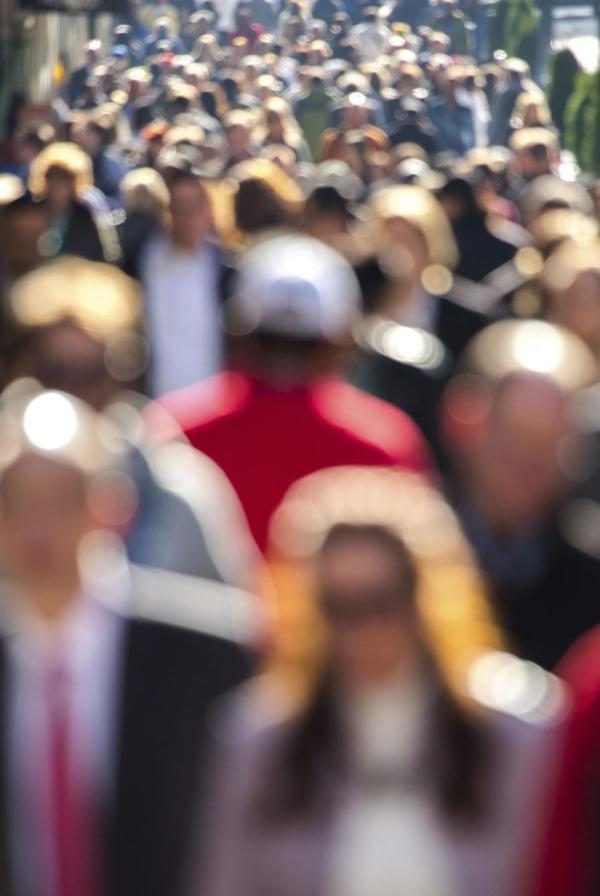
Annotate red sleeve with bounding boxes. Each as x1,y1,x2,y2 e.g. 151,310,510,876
534,630,600,896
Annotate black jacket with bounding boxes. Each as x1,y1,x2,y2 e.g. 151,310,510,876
0,566,254,896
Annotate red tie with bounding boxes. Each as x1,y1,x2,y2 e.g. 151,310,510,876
46,664,99,896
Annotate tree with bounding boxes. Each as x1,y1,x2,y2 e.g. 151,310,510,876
488,0,540,70
564,68,600,175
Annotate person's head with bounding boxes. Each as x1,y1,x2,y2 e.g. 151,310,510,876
0,198,48,277
85,39,102,67
368,184,458,298
168,174,213,249
437,175,482,223
9,257,144,407
0,386,131,610
543,240,600,356
77,118,111,158
513,92,551,128
224,232,361,381
317,523,420,688
270,466,499,689
341,92,371,129
443,320,598,535
427,30,451,55
510,129,557,179
223,110,254,159
29,142,93,212
236,2,253,27
304,185,351,241
227,157,302,241
121,167,170,226
14,123,55,170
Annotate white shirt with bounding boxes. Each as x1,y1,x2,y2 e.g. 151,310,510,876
3,572,127,896
327,673,457,896
143,236,223,397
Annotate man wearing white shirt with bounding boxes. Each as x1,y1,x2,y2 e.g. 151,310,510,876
0,386,253,896
141,175,226,397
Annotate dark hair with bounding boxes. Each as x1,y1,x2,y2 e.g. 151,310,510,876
306,185,349,218
234,177,292,234
256,524,492,825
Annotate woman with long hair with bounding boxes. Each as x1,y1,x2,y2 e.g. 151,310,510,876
194,468,564,896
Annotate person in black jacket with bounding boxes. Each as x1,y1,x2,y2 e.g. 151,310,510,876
0,385,256,896
28,141,106,262
365,183,488,365
442,319,600,670
437,174,518,284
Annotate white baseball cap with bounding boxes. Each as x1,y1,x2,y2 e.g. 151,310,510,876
228,233,361,344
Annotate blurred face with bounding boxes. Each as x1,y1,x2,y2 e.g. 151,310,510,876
226,123,250,157
0,455,91,587
169,179,212,248
77,123,103,157
469,376,571,533
2,206,48,275
383,216,429,289
34,324,113,411
547,272,600,354
44,167,76,212
343,104,368,129
318,534,420,690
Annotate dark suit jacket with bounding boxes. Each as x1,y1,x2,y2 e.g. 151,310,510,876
435,293,487,364
0,566,255,896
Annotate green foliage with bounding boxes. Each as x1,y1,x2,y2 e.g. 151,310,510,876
488,0,540,69
564,69,600,175
547,49,581,136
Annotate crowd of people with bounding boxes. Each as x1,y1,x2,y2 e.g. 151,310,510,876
1,0,600,893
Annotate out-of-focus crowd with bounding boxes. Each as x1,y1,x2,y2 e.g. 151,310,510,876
1,0,600,894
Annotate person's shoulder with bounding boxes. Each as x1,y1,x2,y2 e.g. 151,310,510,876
207,676,301,758
128,562,263,650
149,371,253,439
311,377,432,466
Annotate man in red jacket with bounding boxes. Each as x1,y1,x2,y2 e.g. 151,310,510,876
153,233,433,551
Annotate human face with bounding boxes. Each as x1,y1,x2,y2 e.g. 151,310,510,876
227,123,250,158
34,324,113,411
169,179,212,249
318,534,420,690
382,217,429,293
469,376,571,534
44,167,76,213
0,455,92,589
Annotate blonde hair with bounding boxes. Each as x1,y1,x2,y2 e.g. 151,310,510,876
370,184,459,269
28,142,93,199
266,467,503,700
10,256,141,343
513,91,551,127
120,167,170,224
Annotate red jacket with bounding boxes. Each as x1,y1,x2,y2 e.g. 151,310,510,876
156,372,433,551
535,625,600,896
